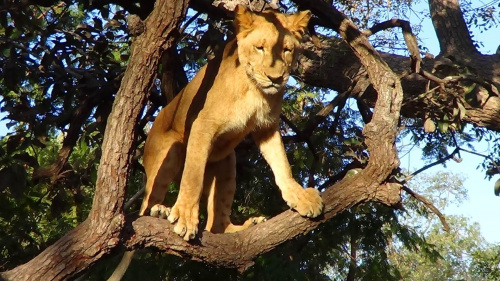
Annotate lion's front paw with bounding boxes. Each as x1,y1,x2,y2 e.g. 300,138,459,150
167,203,199,241
283,187,323,218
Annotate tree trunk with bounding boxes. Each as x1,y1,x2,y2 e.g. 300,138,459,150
0,0,189,280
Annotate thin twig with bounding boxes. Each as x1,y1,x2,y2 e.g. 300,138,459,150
419,69,445,84
363,19,421,73
459,147,500,173
404,147,460,182
330,93,348,133
451,133,462,160
302,88,352,137
37,1,66,20
419,70,500,98
280,113,303,138
179,11,201,35
280,114,319,186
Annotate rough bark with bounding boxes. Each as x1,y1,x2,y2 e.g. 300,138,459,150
428,0,478,56
296,38,500,132
0,0,189,280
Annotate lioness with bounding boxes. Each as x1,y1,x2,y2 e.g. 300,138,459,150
108,6,323,280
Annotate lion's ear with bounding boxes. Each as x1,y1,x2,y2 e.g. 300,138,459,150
287,10,311,39
234,5,254,37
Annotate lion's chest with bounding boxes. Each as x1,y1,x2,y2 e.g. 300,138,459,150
227,89,279,131
208,90,280,161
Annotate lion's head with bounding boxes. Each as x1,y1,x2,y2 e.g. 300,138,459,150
234,6,311,95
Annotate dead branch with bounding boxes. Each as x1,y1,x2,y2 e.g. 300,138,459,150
402,185,450,231
404,148,460,182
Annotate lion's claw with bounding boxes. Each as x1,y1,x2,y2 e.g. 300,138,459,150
282,187,323,218
167,204,199,241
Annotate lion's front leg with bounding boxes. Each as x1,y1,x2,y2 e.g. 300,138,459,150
168,164,203,241
253,127,323,218
168,120,214,241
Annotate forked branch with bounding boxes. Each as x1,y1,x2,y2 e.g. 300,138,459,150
363,19,421,73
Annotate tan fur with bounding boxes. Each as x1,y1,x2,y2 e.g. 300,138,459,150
108,6,323,280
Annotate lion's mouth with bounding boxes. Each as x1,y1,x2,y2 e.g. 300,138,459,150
246,66,288,94
264,81,282,89
257,81,283,94
253,76,287,94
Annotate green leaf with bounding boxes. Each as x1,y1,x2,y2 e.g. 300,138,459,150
93,17,103,30
464,84,480,107
457,102,467,120
452,106,459,118
494,178,500,196
437,121,449,133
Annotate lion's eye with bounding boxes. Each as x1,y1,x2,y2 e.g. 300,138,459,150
255,46,264,52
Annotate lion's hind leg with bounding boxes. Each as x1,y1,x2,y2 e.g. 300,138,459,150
141,131,184,217
204,151,266,234
224,216,267,233
108,132,184,281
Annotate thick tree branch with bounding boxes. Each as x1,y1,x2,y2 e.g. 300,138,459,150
116,179,402,272
32,96,95,181
296,36,500,132
428,0,478,56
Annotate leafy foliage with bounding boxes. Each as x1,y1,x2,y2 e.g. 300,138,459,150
0,134,94,268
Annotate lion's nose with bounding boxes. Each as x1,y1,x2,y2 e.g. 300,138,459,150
266,73,284,84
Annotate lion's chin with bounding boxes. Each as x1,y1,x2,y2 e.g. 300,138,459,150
253,80,285,95
259,85,282,95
